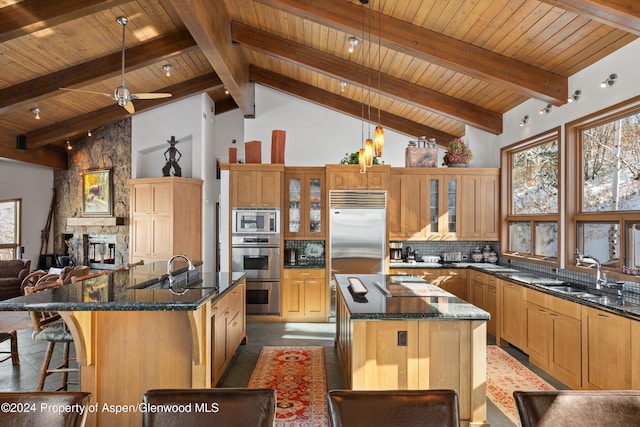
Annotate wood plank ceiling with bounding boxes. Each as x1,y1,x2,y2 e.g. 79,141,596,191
0,0,637,169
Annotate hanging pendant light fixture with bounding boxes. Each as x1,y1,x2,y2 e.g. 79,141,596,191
365,138,374,167
373,0,384,158
357,0,368,174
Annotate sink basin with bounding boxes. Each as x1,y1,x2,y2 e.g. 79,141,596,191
582,295,640,308
129,272,211,290
539,285,597,298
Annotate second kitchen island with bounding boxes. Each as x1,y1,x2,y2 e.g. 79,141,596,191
335,274,490,427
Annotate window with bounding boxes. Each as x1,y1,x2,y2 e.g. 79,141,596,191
502,130,560,263
567,97,640,274
0,199,21,260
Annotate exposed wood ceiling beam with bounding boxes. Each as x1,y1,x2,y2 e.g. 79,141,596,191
167,0,255,117
214,96,238,115
0,145,67,170
250,66,457,146
232,21,502,134
539,0,640,36
0,0,131,43
0,31,198,114
256,0,568,106
25,72,223,149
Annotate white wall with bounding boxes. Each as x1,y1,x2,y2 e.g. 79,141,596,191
0,160,54,268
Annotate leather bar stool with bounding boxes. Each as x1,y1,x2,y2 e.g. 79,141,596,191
142,388,277,427
0,391,91,427
327,389,460,427
514,390,640,427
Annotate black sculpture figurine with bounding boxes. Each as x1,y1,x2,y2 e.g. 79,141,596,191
162,135,182,177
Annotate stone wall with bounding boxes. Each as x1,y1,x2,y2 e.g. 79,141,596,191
53,119,131,267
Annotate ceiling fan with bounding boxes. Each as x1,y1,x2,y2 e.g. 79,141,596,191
60,16,171,114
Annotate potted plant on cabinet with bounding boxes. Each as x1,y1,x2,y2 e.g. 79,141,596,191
443,138,473,167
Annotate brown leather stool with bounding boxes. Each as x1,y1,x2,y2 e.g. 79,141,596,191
514,390,640,427
142,388,277,427
0,391,91,427
327,389,460,427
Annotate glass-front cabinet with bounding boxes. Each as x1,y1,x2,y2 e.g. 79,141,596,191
426,174,458,239
285,168,325,238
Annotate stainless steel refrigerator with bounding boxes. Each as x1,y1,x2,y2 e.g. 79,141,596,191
329,190,386,317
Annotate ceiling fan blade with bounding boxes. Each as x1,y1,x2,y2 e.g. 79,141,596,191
132,92,172,100
60,87,113,98
123,101,135,114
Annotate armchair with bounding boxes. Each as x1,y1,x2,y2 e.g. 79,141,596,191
0,259,31,300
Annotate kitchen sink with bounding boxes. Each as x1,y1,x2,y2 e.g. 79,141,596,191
539,285,597,298
581,295,640,308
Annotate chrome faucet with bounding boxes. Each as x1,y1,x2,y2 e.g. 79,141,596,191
167,254,195,288
575,251,607,289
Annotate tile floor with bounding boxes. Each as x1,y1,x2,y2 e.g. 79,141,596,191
0,322,568,427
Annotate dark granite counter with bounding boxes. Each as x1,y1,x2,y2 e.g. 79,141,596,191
335,273,489,320
0,261,246,311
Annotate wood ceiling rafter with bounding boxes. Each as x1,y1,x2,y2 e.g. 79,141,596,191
255,0,569,106
0,144,67,170
0,0,131,43
0,31,198,114
231,21,502,134
166,0,255,117
538,0,640,36
250,65,457,146
25,72,223,150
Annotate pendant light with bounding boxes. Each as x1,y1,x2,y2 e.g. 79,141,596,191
373,0,384,158
357,1,369,174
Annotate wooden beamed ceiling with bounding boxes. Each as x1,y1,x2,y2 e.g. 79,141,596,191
0,0,637,169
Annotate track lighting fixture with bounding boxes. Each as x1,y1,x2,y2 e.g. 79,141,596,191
519,115,529,127
539,104,552,115
568,90,581,103
224,87,229,95
600,74,617,88
340,81,347,92
31,107,40,119
347,36,359,53
66,140,72,150
162,64,171,77
87,130,92,137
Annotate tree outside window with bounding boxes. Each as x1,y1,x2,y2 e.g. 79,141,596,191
0,199,21,260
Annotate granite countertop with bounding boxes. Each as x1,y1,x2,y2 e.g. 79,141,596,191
0,261,246,312
390,261,640,321
335,273,490,320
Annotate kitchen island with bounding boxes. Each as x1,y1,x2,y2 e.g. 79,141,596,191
335,273,489,427
0,262,246,427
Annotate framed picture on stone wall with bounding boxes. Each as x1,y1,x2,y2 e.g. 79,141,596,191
82,168,112,217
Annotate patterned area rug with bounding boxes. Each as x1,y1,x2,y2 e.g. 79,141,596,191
487,345,556,426
247,346,328,427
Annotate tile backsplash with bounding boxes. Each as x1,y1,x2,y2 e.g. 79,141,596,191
391,241,498,262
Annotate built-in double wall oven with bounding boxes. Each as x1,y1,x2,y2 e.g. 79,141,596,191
231,209,280,315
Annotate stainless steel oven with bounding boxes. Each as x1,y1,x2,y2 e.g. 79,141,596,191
232,209,280,234
231,234,280,315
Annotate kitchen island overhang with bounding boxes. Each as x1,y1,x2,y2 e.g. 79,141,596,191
334,274,490,427
0,262,247,427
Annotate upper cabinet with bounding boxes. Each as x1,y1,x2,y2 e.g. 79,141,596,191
229,164,284,208
326,165,390,190
284,167,325,238
388,168,499,241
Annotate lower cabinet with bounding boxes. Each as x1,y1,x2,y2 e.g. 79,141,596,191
282,269,326,321
212,281,246,385
581,305,631,390
524,288,582,389
468,271,497,336
391,268,468,300
500,280,525,349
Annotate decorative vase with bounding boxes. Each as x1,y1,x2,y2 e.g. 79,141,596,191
471,247,484,263
447,162,468,167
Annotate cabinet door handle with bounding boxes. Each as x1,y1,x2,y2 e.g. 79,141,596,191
597,313,610,319
550,313,558,318
538,309,547,313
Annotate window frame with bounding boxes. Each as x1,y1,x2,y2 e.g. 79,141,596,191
566,95,640,276
501,128,562,266
0,198,22,260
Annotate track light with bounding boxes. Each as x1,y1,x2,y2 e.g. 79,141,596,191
31,107,40,119
87,130,92,137
519,115,529,127
348,36,359,53
539,104,552,115
224,87,229,95
600,74,617,88
162,64,171,77
66,140,72,150
340,81,347,92
568,90,581,103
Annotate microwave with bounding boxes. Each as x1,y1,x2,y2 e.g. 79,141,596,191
232,209,280,234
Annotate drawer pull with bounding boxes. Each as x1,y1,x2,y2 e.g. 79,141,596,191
597,313,610,319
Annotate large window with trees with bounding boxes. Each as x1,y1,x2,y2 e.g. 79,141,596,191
0,199,21,260
567,98,640,274
502,129,560,263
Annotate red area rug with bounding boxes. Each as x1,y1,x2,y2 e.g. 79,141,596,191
487,345,556,426
247,346,328,427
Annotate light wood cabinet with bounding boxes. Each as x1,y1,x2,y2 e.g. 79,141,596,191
388,170,427,239
281,269,326,321
524,288,582,388
212,281,246,385
129,177,202,264
458,171,500,240
499,280,525,349
390,268,467,300
581,305,631,390
230,165,283,208
468,271,497,336
632,320,640,390
326,164,390,190
284,168,325,238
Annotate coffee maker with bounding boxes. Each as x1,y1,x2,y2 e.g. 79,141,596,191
389,242,403,262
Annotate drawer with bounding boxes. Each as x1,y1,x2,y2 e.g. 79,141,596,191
283,268,325,279
524,287,548,306
212,296,229,315
548,294,581,319
227,285,244,317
